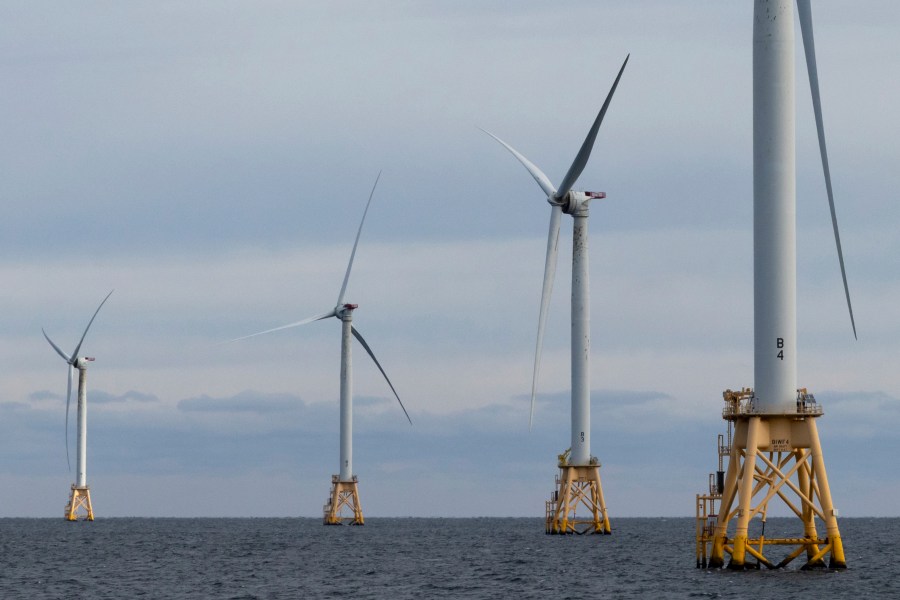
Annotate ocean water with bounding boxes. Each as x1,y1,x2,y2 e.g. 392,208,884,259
0,517,897,599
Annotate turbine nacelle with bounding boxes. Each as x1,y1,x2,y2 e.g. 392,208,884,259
552,190,607,215
336,303,359,319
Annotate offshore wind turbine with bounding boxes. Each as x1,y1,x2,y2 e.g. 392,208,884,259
42,289,113,521
483,56,628,535
233,172,410,525
699,0,854,570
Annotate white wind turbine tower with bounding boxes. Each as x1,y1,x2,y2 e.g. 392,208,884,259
699,0,855,570
42,289,113,521
233,172,410,525
483,56,628,535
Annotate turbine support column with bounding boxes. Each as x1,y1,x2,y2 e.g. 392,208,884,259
753,0,797,414
569,196,591,465
339,310,353,482
76,364,88,488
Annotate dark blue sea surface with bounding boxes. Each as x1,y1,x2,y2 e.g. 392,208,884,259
0,517,896,599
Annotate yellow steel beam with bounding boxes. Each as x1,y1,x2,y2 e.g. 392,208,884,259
803,542,834,569
743,543,775,568
775,543,808,568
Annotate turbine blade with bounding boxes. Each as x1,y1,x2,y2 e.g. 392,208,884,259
530,204,562,429
66,365,73,472
480,128,558,198
351,325,412,425
42,329,71,363
554,54,629,200
797,0,856,339
337,171,381,307
228,309,336,343
71,289,114,359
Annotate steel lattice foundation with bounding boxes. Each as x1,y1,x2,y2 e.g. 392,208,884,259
545,463,610,535
699,389,846,570
323,475,364,526
65,485,94,521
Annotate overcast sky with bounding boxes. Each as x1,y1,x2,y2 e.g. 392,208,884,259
1,1,898,518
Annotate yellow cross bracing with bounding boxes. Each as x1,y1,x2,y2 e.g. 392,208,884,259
65,485,94,521
697,387,846,570
545,459,611,535
323,475,364,526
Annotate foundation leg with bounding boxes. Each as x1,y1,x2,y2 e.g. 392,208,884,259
558,468,575,534
593,467,611,534
807,419,846,569
710,420,744,568
728,417,761,570
350,480,364,526
797,451,825,567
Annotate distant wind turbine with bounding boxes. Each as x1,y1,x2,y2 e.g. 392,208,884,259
483,56,628,534
43,289,113,521
233,172,410,525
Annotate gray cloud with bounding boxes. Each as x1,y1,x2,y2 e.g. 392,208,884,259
28,390,61,403
0,384,896,516
178,391,301,414
91,390,159,404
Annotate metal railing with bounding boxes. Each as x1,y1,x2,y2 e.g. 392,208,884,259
721,388,825,418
